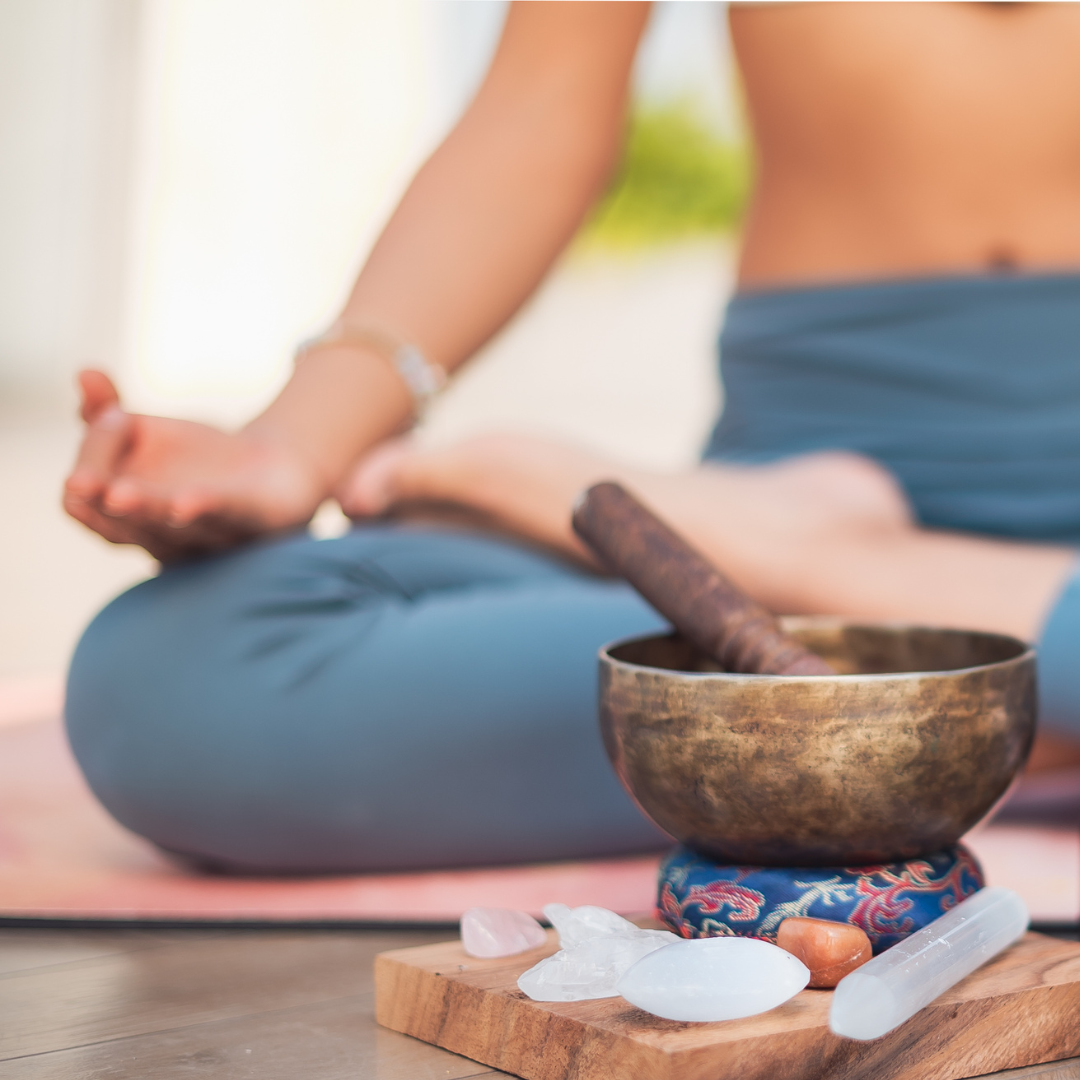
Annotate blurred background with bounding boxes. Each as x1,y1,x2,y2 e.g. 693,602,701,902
0,0,748,692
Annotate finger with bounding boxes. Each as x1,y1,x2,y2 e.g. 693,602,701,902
94,469,255,551
100,474,151,517
120,480,257,545
66,488,243,562
163,485,232,529
100,476,218,528
119,482,237,532
64,489,122,538
64,407,134,503
155,509,256,558
63,493,152,548
77,369,121,423
96,470,211,527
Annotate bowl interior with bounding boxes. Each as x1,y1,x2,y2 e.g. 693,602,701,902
605,621,1029,676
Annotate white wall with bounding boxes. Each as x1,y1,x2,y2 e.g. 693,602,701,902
120,0,486,425
0,0,506,412
0,0,140,395
0,1,734,417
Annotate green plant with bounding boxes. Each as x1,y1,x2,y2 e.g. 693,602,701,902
580,100,751,249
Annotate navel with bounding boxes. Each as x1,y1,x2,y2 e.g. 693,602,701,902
985,246,1020,274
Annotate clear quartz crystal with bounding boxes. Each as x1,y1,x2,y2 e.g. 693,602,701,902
516,904,679,1002
460,907,547,958
541,903,639,947
616,937,811,1022
829,887,1030,1041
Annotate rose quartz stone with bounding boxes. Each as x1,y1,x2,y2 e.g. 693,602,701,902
460,907,548,958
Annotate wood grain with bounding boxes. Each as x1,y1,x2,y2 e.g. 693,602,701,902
375,931,1080,1080
0,933,377,1059
0,993,504,1080
0,927,184,977
0,927,512,1079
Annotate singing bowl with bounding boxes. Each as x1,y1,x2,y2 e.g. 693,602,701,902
598,619,1036,866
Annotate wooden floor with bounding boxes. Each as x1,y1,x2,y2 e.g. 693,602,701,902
0,926,510,1079
1,925,1078,1080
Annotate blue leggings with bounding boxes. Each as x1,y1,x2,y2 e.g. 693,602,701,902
65,526,669,873
66,270,1080,874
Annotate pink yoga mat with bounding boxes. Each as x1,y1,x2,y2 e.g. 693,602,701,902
0,680,1077,926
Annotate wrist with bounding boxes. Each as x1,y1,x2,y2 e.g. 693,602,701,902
246,342,416,494
295,321,447,422
237,423,333,514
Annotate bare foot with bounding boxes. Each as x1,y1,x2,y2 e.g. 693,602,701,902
338,436,915,607
630,451,915,611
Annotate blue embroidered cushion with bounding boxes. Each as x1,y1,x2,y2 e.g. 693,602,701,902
657,844,984,954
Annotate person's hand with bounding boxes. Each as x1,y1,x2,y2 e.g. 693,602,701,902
63,370,328,562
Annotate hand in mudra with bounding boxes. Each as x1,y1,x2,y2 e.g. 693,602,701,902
64,371,326,562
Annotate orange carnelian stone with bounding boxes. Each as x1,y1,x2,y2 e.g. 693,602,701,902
776,917,872,988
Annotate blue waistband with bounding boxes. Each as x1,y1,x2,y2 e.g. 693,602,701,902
704,271,1080,543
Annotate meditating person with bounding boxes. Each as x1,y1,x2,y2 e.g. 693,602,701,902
64,2,1080,873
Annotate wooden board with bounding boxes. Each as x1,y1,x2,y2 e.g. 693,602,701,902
375,931,1080,1080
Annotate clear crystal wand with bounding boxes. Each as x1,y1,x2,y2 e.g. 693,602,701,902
830,887,1029,1041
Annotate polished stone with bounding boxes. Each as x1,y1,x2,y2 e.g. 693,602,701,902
617,936,810,1023
460,907,546,959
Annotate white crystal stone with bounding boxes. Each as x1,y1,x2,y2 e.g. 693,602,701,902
617,937,811,1022
542,903,638,948
516,903,679,1002
460,907,548,959
829,887,1029,1041
518,927,680,1001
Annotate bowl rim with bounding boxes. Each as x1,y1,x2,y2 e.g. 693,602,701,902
599,619,1036,683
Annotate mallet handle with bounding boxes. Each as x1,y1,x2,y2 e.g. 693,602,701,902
572,482,833,676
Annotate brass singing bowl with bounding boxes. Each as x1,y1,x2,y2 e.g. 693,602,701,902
599,619,1036,866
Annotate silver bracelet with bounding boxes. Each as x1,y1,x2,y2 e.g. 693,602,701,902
294,321,447,418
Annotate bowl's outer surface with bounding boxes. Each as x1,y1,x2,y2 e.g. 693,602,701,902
598,620,1036,866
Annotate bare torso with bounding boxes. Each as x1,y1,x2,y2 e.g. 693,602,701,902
732,2,1080,288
